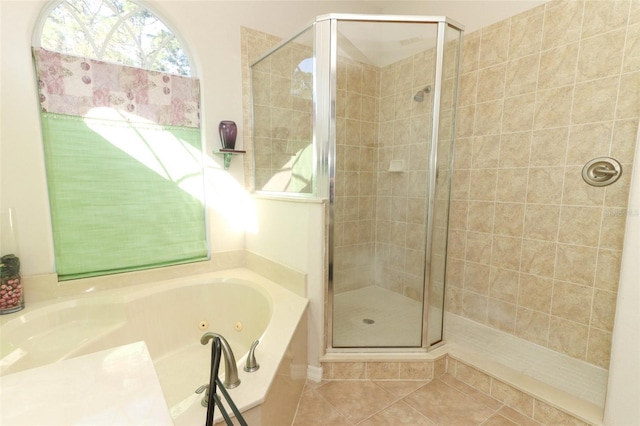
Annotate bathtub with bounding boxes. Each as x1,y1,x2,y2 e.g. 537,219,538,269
0,268,309,425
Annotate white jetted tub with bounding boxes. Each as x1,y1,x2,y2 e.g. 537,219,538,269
0,268,309,425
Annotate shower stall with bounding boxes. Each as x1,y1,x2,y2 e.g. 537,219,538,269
250,15,463,351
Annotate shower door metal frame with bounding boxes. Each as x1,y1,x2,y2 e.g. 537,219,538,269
322,14,464,353
421,21,447,350
423,21,464,348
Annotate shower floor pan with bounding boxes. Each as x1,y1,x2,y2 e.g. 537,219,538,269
333,286,423,348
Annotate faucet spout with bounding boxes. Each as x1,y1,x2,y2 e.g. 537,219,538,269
201,332,241,388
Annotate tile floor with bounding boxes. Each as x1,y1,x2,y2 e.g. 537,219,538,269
292,374,541,425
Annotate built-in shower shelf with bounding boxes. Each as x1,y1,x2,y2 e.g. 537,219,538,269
215,149,246,170
388,159,405,172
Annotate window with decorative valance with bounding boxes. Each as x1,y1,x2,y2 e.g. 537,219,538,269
32,1,207,280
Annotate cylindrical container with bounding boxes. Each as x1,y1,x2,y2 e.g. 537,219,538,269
219,120,237,150
1,208,23,314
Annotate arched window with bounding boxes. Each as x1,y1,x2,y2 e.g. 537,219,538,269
292,57,313,99
37,0,192,76
33,0,207,280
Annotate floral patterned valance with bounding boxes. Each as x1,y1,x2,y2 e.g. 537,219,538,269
32,47,200,128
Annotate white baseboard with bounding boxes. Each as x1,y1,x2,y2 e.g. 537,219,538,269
307,365,323,382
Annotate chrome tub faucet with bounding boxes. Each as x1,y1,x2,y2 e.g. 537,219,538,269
200,332,240,388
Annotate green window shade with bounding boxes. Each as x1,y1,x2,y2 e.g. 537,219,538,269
41,113,208,280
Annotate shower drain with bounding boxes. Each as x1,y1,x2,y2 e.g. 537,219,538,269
362,318,375,324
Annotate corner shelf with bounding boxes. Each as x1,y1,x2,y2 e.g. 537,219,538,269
388,159,406,173
215,149,246,170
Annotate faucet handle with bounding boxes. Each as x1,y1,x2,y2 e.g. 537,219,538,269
244,339,260,372
195,384,210,407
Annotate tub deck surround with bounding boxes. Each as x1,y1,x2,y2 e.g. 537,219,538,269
12,255,246,307
0,341,173,425
0,268,309,426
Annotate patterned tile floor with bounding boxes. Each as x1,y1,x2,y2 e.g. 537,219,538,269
292,374,540,425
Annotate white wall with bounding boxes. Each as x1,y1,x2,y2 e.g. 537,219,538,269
245,197,325,368
604,125,640,426
1,1,55,274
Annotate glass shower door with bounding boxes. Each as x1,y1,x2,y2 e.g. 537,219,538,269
425,23,462,347
331,20,439,348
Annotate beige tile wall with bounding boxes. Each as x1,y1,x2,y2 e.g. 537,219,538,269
333,47,439,298
333,42,456,304
332,56,381,293
370,50,436,301
447,0,639,369
247,29,315,193
241,27,281,190
241,0,640,367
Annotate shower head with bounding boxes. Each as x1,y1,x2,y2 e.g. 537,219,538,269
413,85,432,102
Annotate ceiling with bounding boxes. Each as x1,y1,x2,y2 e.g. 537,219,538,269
374,0,550,34
336,19,446,68
331,0,550,67
251,0,551,68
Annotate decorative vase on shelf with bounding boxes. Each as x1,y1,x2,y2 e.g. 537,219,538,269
219,120,237,150
1,208,23,315
0,254,23,314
